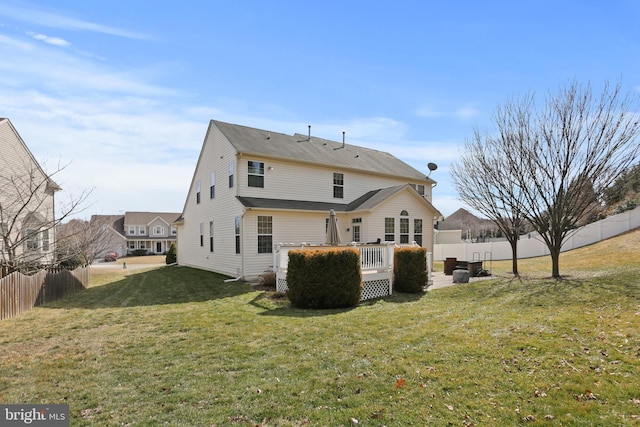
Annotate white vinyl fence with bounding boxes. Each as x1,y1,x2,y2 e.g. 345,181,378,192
434,206,640,262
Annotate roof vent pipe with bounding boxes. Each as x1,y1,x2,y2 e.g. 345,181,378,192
342,131,345,148
308,125,311,141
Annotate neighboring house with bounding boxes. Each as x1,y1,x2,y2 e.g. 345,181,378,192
0,118,59,268
176,120,441,279
91,212,180,258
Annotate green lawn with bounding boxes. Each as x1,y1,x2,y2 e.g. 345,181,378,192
1,231,639,426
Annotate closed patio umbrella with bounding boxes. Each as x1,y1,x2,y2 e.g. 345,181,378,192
326,209,341,245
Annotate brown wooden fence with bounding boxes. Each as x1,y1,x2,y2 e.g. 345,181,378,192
0,266,90,320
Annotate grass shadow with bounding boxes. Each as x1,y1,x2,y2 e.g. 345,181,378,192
44,266,253,309
250,289,424,317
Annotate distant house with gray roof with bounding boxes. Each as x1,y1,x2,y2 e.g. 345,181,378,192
91,211,180,259
176,120,441,279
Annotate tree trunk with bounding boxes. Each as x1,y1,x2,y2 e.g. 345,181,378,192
550,248,561,278
510,240,519,277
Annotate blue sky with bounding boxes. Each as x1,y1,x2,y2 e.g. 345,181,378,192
1,1,639,219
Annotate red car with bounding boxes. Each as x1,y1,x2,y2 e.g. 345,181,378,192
104,252,119,262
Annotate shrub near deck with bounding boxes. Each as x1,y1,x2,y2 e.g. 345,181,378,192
394,246,427,293
286,248,362,308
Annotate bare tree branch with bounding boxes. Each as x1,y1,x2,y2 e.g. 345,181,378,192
452,80,640,278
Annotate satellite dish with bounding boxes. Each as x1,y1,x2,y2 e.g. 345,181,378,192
427,162,438,172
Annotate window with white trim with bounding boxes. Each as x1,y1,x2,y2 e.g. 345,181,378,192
400,210,409,244
257,216,272,254
153,225,165,235
209,221,214,252
414,219,423,246
25,228,38,251
196,179,201,204
128,226,136,235
210,172,216,199
228,161,234,188
170,227,177,235
138,226,146,235
384,218,394,242
42,229,50,252
333,172,344,198
199,222,204,247
235,216,241,254
248,161,264,188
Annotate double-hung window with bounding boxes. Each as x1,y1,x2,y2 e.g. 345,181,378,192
235,216,241,254
257,216,272,254
384,218,395,242
414,219,423,246
333,173,344,198
210,172,216,199
248,161,265,188
400,210,409,244
209,221,214,252
196,179,201,204
25,228,38,251
228,161,234,188
42,229,50,252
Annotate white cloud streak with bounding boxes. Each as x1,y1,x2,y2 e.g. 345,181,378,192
0,3,150,40
29,32,70,47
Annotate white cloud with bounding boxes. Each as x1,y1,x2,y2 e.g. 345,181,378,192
0,34,33,50
29,32,70,47
0,4,150,40
453,106,479,118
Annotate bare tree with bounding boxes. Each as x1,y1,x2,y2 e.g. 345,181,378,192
451,111,531,277
56,216,116,267
0,158,91,273
454,81,640,278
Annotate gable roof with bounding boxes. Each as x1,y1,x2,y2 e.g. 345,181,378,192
124,211,182,226
237,184,441,215
213,120,434,183
0,118,61,192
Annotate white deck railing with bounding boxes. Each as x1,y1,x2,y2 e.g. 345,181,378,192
274,243,396,301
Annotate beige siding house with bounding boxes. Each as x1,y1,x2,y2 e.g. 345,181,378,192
0,118,59,268
91,212,180,258
176,120,441,279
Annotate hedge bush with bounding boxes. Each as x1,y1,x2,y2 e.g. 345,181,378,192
166,243,177,264
394,246,427,293
287,248,362,309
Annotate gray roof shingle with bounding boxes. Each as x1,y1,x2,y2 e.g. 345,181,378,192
213,120,433,182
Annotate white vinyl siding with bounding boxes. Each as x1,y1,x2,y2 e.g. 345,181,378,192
176,125,243,277
238,157,433,204
0,119,57,264
176,121,438,280
210,172,216,199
